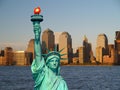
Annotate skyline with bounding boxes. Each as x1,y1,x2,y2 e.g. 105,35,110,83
0,0,120,53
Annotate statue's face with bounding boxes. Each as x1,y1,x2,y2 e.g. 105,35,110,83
48,57,59,69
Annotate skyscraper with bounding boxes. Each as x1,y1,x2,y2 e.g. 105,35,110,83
115,31,120,64
26,39,34,58
79,46,85,64
42,28,55,54
79,35,93,64
54,32,62,51
59,32,73,64
4,47,13,65
96,34,109,63
83,35,92,63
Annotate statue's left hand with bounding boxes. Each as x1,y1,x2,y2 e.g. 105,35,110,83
33,24,41,40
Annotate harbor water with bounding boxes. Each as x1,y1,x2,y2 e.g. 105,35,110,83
0,66,120,90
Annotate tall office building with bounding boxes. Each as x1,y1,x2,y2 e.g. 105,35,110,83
96,46,103,63
96,34,109,63
42,28,55,53
0,46,33,65
54,32,62,51
13,51,26,65
26,39,34,59
79,46,85,64
79,35,92,64
13,51,32,65
59,32,73,64
97,34,108,48
109,45,115,64
103,44,115,64
115,31,120,64
83,35,92,63
54,32,62,45
0,50,5,65
4,47,13,65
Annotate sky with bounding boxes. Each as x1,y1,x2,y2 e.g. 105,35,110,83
0,0,120,54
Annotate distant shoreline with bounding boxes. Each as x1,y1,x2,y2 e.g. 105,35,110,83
0,63,120,66
61,63,120,66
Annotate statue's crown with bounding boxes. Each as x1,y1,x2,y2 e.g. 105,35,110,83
45,51,61,60
42,48,66,61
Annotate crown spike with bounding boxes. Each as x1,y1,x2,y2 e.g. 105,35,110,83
60,53,67,56
46,48,50,53
61,58,67,60
43,47,67,61
54,45,58,51
58,48,65,53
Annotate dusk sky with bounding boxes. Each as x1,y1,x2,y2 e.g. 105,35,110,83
0,0,120,53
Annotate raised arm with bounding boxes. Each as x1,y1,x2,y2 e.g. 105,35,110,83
33,22,42,66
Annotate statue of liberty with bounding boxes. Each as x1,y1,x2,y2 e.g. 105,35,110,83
31,7,68,90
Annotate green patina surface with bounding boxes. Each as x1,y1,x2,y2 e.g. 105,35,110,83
31,14,68,90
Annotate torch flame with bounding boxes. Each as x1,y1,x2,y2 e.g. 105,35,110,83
34,7,41,14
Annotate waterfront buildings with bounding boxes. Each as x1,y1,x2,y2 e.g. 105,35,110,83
95,33,116,64
0,47,13,65
115,31,120,64
42,28,55,53
26,39,34,59
0,47,32,65
42,30,73,64
26,29,73,65
13,51,31,65
78,46,85,64
96,34,109,63
103,44,115,64
78,35,94,64
1,30,120,65
59,32,73,64
54,32,62,51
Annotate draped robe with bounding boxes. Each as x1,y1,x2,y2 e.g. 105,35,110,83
31,57,68,90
